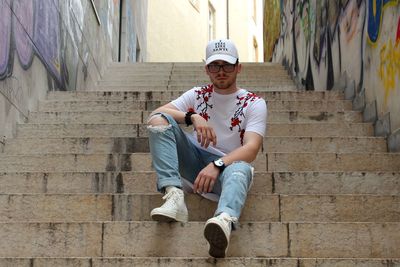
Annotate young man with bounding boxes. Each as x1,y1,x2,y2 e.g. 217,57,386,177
147,39,267,258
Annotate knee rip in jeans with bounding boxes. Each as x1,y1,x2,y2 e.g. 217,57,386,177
231,170,253,188
231,171,248,180
147,114,172,133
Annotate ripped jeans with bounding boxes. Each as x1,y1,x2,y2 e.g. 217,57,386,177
147,112,253,219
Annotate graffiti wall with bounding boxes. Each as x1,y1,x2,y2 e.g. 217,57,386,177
271,0,400,151
0,0,123,144
263,0,281,61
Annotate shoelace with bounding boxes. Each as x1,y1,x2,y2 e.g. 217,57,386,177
219,214,238,230
161,190,182,208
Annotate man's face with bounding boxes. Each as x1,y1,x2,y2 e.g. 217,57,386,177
205,60,241,90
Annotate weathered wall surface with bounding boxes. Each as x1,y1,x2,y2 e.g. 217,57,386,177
0,0,125,149
263,0,281,61
125,0,148,62
271,0,400,151
146,0,264,63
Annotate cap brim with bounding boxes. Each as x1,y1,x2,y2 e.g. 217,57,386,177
206,54,237,65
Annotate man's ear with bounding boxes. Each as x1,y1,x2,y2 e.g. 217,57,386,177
237,64,242,73
205,65,210,75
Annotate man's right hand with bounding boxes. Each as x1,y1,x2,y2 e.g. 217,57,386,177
191,114,217,148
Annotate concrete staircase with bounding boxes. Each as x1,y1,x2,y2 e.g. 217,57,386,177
1,62,400,266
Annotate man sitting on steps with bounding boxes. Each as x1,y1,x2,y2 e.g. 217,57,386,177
147,39,268,258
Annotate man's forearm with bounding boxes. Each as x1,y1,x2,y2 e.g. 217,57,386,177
219,143,260,166
150,105,185,124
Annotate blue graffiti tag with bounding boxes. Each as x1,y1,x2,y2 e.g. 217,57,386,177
368,0,398,43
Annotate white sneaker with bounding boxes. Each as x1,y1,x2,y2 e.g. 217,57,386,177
150,187,188,223
203,212,235,258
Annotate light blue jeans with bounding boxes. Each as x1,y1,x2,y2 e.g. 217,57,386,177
147,113,253,219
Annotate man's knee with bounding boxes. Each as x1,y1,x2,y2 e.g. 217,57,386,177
148,114,169,126
225,161,253,184
147,114,170,129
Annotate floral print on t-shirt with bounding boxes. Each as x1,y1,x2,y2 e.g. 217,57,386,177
192,84,260,145
194,84,213,121
231,92,260,144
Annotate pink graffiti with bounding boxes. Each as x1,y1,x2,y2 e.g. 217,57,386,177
0,0,12,78
13,0,34,68
396,17,400,43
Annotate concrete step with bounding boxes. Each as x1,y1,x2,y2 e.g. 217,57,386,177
46,90,345,101
4,136,387,154
101,74,292,81
4,137,150,154
0,193,398,222
0,171,399,195
102,73,292,82
16,123,140,138
96,85,299,91
1,257,399,267
0,153,399,172
167,80,295,86
267,152,400,172
0,171,271,194
106,62,286,70
265,122,373,137
0,153,154,172
103,65,291,75
28,110,363,124
170,65,288,73
38,99,353,112
273,171,400,195
16,122,374,138
264,136,387,153
97,81,295,88
0,222,398,257
169,75,292,80
0,193,278,222
103,70,290,78
108,62,175,68
28,111,144,124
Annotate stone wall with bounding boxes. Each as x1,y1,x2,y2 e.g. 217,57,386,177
270,0,400,151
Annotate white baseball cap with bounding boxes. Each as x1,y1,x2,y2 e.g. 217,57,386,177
205,39,239,65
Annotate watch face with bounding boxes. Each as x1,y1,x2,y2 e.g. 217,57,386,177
214,159,224,167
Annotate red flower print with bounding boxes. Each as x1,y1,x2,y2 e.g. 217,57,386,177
200,113,209,121
195,84,213,122
231,118,241,127
230,91,260,145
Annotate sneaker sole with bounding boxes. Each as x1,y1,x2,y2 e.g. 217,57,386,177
151,210,188,223
204,222,228,258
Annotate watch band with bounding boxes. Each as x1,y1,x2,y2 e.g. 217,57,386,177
185,111,196,126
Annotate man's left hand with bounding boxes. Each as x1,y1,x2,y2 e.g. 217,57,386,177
193,163,220,194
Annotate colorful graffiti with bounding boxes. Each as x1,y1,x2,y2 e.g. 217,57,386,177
0,0,70,89
272,0,399,92
277,0,367,90
379,36,400,99
271,0,400,148
0,0,12,79
263,0,281,61
13,0,34,69
367,0,398,43
33,0,62,83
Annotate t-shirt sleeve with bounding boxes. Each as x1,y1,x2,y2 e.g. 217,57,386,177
170,87,196,112
245,98,268,137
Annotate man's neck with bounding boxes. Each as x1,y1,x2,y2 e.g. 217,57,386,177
213,84,239,95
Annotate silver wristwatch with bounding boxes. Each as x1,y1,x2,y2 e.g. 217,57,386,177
213,158,226,172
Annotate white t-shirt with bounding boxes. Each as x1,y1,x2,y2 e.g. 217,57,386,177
171,84,268,155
